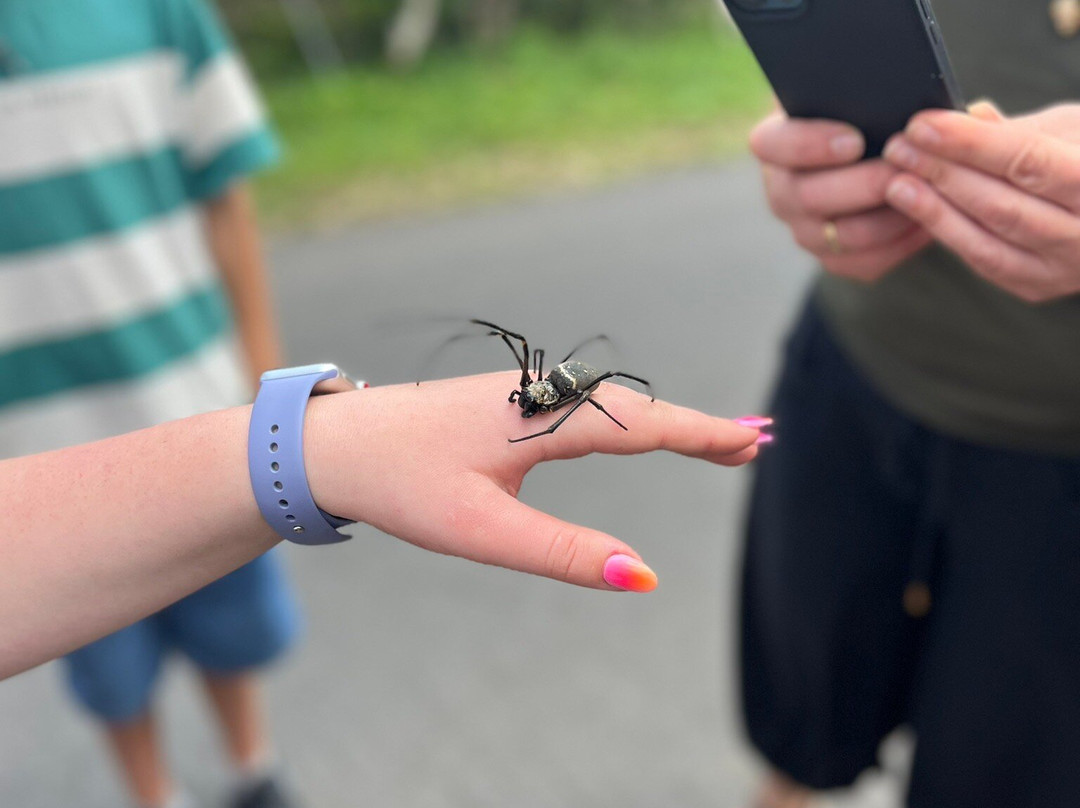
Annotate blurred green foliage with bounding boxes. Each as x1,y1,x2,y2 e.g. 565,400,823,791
222,0,711,77
253,22,769,226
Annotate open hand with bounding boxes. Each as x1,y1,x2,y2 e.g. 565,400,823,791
306,372,763,592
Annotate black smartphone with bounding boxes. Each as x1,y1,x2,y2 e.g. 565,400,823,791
720,0,965,157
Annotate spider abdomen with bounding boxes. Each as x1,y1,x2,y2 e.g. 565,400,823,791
549,361,603,397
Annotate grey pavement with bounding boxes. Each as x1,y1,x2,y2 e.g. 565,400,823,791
0,160,826,807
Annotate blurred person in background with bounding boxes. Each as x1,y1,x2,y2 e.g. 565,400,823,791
0,2,301,807
737,2,1080,807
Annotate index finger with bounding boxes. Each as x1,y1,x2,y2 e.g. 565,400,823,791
535,384,762,464
750,113,866,169
905,110,1080,211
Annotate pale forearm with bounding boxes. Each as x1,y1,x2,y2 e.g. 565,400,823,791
0,404,279,678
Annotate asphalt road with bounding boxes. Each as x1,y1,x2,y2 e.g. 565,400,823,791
0,160,821,808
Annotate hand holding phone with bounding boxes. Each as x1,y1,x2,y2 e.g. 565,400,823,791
751,111,933,279
881,103,1080,303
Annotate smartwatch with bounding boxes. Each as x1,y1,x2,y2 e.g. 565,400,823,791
248,364,365,545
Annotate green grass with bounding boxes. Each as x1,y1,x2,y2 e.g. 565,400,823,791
256,22,770,228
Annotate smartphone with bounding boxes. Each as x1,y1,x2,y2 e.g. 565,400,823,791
720,0,965,157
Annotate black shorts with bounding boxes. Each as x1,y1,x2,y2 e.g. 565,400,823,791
740,297,1080,808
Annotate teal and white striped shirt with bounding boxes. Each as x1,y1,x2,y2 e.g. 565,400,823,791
0,0,278,456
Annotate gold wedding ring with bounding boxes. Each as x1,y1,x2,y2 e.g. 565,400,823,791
822,221,843,255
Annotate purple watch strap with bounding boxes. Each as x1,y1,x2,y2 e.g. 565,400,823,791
248,366,353,545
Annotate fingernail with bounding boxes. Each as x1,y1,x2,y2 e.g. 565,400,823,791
967,99,1003,121
883,139,918,170
755,432,775,445
735,416,774,428
907,120,941,146
887,178,918,208
603,554,658,593
830,132,864,160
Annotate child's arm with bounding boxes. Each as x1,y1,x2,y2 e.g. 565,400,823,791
205,183,283,386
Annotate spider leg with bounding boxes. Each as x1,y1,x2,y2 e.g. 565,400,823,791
471,319,532,387
586,371,654,401
495,333,529,384
509,392,592,443
586,398,628,431
417,330,485,384
561,334,613,363
534,348,545,379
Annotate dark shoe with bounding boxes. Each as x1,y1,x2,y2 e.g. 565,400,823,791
231,776,300,808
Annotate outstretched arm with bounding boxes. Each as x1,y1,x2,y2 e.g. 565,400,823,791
0,372,761,679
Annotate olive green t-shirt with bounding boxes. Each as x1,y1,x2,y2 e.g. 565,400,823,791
814,0,1080,454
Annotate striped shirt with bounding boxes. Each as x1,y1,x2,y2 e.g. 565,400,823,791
0,0,277,457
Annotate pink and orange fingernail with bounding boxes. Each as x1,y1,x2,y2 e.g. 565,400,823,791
603,554,658,593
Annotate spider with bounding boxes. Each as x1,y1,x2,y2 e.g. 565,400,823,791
470,319,654,443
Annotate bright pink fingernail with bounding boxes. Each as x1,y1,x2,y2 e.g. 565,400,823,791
603,554,658,593
756,432,775,445
735,416,774,428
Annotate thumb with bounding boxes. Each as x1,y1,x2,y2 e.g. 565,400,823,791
449,482,658,592
967,99,1005,123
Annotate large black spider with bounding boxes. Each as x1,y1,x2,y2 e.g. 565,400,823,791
470,319,654,443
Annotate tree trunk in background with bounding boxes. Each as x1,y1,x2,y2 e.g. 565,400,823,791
277,0,345,72
385,0,443,69
467,0,520,45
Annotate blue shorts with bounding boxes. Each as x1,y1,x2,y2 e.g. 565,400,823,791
741,297,1080,808
65,550,301,722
